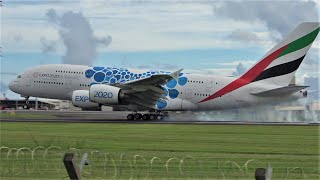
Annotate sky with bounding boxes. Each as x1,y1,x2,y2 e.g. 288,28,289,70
0,0,319,99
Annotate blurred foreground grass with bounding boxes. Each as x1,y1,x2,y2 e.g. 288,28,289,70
0,122,319,179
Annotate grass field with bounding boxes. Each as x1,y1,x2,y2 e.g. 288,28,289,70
0,122,319,179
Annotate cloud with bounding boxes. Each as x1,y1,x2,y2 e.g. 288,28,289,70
214,0,318,40
296,47,319,82
46,8,58,24
155,63,179,70
217,60,256,66
184,68,234,76
129,63,179,71
45,8,112,66
7,0,74,6
136,65,153,70
228,29,259,42
40,37,57,54
232,63,247,76
13,35,23,42
304,76,319,90
0,81,8,94
3,1,278,53
304,48,319,66
0,72,18,76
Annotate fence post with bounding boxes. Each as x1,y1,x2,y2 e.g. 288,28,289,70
255,168,266,180
63,153,81,180
255,167,272,180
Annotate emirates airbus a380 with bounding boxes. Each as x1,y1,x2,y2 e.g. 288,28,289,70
9,22,320,120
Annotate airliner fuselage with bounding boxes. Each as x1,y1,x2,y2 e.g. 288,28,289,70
9,64,304,111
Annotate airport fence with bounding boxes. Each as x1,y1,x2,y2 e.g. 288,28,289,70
0,146,319,179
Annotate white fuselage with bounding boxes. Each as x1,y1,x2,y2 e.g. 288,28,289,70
9,64,304,111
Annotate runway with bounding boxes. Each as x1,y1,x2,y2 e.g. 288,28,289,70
0,110,318,126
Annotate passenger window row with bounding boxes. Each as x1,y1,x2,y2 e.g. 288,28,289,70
55,70,83,74
80,84,90,87
188,80,204,83
34,81,64,85
194,93,209,97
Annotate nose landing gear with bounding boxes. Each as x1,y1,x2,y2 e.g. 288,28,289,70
23,96,30,109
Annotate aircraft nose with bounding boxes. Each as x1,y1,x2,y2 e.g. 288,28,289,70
9,80,17,93
9,81,14,91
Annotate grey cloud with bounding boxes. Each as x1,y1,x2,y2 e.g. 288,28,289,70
45,9,112,66
0,81,8,93
232,63,247,76
304,48,319,66
137,65,152,69
40,37,56,54
13,35,23,42
136,64,178,70
46,8,58,23
228,29,259,42
156,63,179,70
305,76,319,90
0,72,18,76
7,0,75,6
215,0,318,40
96,36,113,46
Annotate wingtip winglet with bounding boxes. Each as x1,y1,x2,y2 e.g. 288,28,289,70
171,69,183,80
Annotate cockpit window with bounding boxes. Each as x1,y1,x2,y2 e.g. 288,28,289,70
17,75,21,78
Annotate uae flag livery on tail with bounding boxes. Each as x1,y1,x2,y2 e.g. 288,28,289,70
200,22,320,103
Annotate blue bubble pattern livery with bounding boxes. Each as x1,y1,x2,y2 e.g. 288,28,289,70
85,67,189,109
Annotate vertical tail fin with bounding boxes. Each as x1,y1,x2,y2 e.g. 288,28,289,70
199,23,319,103
242,22,320,86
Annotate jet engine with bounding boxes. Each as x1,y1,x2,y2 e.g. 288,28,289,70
89,84,124,104
72,90,100,108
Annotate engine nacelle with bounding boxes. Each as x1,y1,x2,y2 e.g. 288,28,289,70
72,90,100,108
89,84,122,104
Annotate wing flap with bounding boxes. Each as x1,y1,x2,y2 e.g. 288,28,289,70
118,69,183,108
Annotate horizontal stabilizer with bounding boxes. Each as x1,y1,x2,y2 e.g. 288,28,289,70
251,85,309,97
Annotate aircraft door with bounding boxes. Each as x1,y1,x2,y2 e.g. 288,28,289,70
65,80,72,89
206,79,214,92
26,79,31,86
25,74,32,87
185,89,193,99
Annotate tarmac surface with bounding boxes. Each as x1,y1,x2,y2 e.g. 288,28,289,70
0,110,318,126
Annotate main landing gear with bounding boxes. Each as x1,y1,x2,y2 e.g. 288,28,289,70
23,96,30,109
127,111,169,120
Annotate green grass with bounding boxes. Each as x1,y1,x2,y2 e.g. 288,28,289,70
0,122,319,179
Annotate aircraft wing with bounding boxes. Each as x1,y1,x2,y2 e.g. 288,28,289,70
122,69,182,86
116,69,183,108
251,85,309,97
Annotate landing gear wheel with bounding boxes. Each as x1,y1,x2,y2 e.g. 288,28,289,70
149,114,156,120
142,114,150,120
23,105,30,109
23,96,30,109
134,113,142,120
127,114,135,120
156,115,163,120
